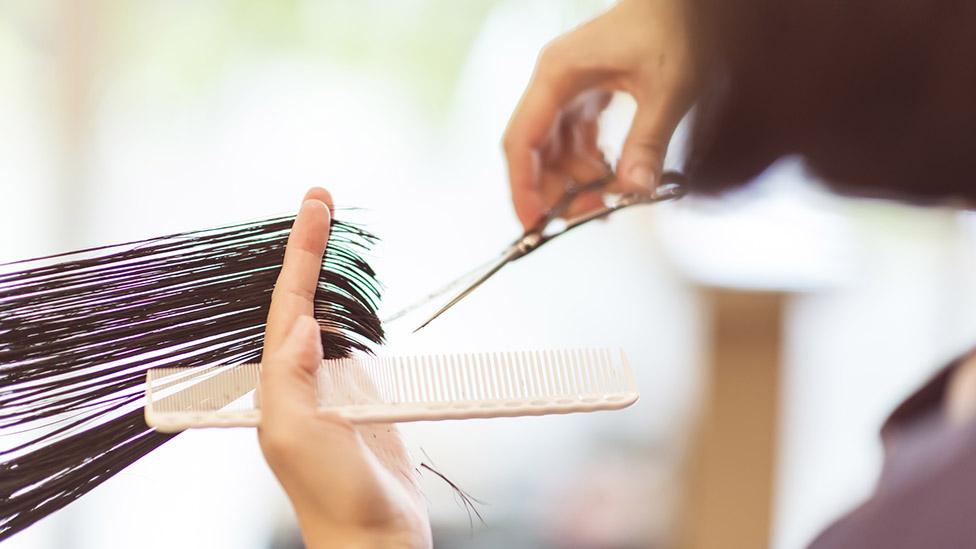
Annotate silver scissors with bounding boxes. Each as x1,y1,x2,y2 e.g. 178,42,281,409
407,170,687,332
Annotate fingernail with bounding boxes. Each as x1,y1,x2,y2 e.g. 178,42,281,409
301,199,328,213
627,165,657,190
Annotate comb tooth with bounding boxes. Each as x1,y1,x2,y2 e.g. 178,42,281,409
459,353,471,401
529,352,541,397
593,350,606,392
410,355,421,403
320,360,333,405
387,356,396,401
417,354,427,403
447,354,459,401
444,354,455,401
386,357,396,403
428,355,439,402
360,357,373,399
569,350,581,395
418,355,429,403
501,352,513,399
474,352,485,400
373,356,385,401
401,355,409,402
429,354,440,402
590,349,600,392
428,354,438,402
483,352,494,400
455,354,466,401
392,355,402,402
575,352,589,396
555,349,566,396
501,353,510,399
588,351,601,392
402,356,417,402
436,354,447,401
539,349,552,397
512,352,522,398
488,352,499,400
421,355,431,402
517,352,527,398
580,349,592,394
396,355,406,403
533,349,544,398
432,354,442,402
555,350,566,396
596,349,607,391
360,358,373,400
412,356,427,402
611,348,624,391
561,349,573,395
603,348,615,392
467,353,478,400
548,350,560,397
385,356,395,402
378,356,387,402
583,349,595,394
482,352,493,400
551,349,563,397
561,351,573,396
498,351,508,399
522,351,533,399
491,352,502,400
469,352,480,400
494,352,506,399
583,348,597,393
435,354,445,402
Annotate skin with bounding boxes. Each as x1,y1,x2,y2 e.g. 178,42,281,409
261,1,698,544
258,188,431,549
502,0,698,229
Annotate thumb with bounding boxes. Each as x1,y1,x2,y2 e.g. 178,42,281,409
615,99,679,193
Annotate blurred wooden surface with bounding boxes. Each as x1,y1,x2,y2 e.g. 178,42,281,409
680,289,785,549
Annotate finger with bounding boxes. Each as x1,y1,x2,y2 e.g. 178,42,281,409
504,49,593,229
613,94,685,194
261,315,323,414
303,186,334,213
264,196,332,355
559,153,611,217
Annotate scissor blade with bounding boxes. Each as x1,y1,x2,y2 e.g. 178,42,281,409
382,256,500,324
413,249,518,333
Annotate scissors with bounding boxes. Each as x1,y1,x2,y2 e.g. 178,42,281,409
406,169,687,332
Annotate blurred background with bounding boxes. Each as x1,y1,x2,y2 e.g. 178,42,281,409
3,1,976,547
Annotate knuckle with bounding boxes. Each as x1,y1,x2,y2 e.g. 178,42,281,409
536,40,567,77
630,137,665,157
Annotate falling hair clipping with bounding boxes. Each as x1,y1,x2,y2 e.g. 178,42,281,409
0,214,384,540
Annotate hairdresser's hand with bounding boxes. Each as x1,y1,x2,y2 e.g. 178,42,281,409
503,0,697,229
259,188,431,549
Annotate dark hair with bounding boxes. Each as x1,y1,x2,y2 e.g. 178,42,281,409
686,0,976,205
0,216,384,540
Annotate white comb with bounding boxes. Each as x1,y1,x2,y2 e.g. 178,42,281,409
144,348,638,433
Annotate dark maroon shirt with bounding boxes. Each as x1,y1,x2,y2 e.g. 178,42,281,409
808,356,976,547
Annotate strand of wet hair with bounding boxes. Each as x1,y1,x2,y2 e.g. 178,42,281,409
0,216,384,540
